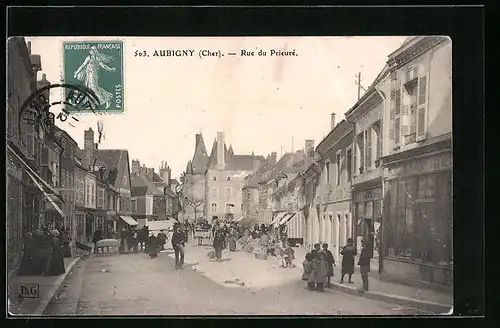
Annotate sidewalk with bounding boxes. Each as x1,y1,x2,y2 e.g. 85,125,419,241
174,242,452,313
8,256,82,316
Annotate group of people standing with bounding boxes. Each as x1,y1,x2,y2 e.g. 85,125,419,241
211,219,241,261
301,238,372,292
19,224,72,276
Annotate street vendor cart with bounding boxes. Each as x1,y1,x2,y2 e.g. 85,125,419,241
194,226,211,246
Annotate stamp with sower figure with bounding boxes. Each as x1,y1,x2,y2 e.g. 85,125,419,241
63,41,124,113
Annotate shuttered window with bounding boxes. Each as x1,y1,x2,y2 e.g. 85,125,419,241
352,147,357,178
389,90,395,140
366,128,372,169
358,133,364,171
393,88,402,147
417,74,429,141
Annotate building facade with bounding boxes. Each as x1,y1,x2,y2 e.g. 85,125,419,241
314,117,354,262
345,67,388,256
379,36,453,286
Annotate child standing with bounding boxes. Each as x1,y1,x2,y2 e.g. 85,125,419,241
316,251,329,291
283,242,295,268
308,250,320,290
302,253,313,288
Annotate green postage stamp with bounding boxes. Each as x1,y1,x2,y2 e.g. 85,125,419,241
63,40,124,113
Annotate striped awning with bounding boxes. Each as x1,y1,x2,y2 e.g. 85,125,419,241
280,212,297,225
120,216,138,226
271,212,287,225
234,216,244,222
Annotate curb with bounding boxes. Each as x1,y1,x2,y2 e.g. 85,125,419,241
331,282,452,314
32,256,82,316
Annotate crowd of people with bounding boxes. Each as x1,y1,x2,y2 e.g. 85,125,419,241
301,238,372,292
18,224,73,276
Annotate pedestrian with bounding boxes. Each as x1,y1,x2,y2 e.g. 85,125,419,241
213,229,225,261
61,228,72,258
157,230,167,250
92,228,102,254
313,243,321,252
340,238,357,284
48,230,65,276
302,252,313,289
171,224,187,269
316,251,329,292
283,241,295,268
228,227,237,252
321,243,335,288
19,231,37,275
358,238,372,291
308,250,320,290
119,228,129,254
147,233,160,258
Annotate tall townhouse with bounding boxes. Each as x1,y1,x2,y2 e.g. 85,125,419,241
345,66,388,256
314,115,354,262
84,169,97,242
74,149,89,243
53,127,79,238
378,36,453,286
7,38,50,271
300,162,321,249
83,128,134,234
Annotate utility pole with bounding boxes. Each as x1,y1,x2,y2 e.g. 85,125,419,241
355,72,367,100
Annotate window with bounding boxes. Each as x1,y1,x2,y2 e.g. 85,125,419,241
226,203,233,213
325,161,330,183
97,188,105,209
85,182,89,204
366,127,372,169
336,153,341,185
131,199,137,212
211,187,218,198
213,176,217,181
227,176,231,181
372,121,382,164
357,132,365,173
225,188,232,201
211,203,218,213
346,149,352,182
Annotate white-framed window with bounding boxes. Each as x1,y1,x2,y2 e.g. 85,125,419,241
211,187,218,198
225,188,232,201
131,199,137,212
356,132,365,173
390,69,429,148
97,188,105,209
225,203,233,213
211,202,218,213
372,120,382,166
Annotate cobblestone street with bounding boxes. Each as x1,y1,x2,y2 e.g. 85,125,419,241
45,249,432,316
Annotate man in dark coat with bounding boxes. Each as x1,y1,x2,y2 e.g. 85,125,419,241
340,238,357,284
171,224,187,268
92,228,103,254
358,238,372,291
157,230,167,250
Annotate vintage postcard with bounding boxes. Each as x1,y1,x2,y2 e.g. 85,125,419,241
7,36,453,316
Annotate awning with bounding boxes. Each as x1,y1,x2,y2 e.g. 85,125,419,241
7,143,64,203
26,170,65,217
120,216,138,226
234,216,244,222
280,212,297,225
271,212,287,225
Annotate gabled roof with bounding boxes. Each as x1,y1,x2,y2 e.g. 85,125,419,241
208,138,265,171
131,175,164,197
152,172,163,182
265,153,295,182
92,149,129,187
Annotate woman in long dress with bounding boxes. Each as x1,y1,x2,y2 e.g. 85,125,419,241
73,46,116,109
48,230,65,276
228,228,237,252
340,238,357,284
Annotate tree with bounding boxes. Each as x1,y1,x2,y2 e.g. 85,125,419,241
179,171,205,223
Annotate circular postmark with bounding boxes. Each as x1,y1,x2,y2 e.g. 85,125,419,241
18,83,102,146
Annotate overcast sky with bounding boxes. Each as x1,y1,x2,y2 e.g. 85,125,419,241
26,36,406,179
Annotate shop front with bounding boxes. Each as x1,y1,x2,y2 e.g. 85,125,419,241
382,147,452,286
353,182,383,256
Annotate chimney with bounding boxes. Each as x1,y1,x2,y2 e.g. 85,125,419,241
131,160,140,175
84,128,94,150
330,112,337,131
271,152,277,165
217,132,225,170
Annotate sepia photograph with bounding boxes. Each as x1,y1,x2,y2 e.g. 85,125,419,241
7,35,453,316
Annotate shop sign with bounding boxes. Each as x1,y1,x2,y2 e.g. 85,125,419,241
355,188,382,202
389,152,451,178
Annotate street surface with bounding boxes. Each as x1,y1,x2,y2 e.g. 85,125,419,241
45,248,432,316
